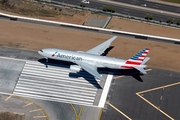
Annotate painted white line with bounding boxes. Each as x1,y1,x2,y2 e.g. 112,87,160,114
20,73,98,87
15,83,96,94
24,65,92,76
17,79,97,91
17,79,97,90
22,71,96,83
24,64,70,72
15,86,96,96
13,92,93,105
14,88,95,100
26,62,69,69
13,90,94,102
22,68,95,80
17,80,98,92
21,71,97,84
23,68,70,75
98,73,113,108
21,73,99,84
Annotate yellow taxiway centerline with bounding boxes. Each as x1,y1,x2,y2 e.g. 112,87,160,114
70,103,78,120
98,108,103,120
77,105,83,120
136,81,180,120
70,103,83,120
137,82,180,94
114,69,152,79
107,102,132,120
136,93,174,120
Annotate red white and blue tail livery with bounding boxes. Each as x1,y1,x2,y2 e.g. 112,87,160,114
122,48,150,74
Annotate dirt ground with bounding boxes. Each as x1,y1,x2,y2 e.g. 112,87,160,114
0,18,180,73
0,5,107,26
107,17,180,39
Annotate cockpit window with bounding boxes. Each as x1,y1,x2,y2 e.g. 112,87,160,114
40,50,43,52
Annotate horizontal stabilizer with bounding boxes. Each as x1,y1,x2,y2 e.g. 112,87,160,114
141,57,150,65
133,66,147,74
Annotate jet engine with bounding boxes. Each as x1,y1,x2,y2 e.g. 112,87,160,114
70,65,82,72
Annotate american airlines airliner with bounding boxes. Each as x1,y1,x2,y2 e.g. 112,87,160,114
38,36,150,80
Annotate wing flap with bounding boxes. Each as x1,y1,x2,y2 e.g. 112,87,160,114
85,36,117,55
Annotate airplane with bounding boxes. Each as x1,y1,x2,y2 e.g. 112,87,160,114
38,36,150,80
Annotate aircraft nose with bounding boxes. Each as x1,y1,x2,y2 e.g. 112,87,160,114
38,49,43,55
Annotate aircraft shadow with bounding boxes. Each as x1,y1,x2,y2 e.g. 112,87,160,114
38,58,102,89
38,58,74,68
101,46,114,56
38,57,144,89
69,71,102,89
98,68,143,82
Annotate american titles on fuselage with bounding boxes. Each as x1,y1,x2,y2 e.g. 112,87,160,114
52,52,82,61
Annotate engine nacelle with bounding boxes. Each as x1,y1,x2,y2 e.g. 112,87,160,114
70,65,81,72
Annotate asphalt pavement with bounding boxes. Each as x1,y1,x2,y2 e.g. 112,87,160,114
0,45,180,120
0,46,103,120
101,68,180,120
113,0,180,14
55,0,180,23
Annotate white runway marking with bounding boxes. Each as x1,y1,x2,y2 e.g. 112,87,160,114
98,73,113,107
0,56,113,107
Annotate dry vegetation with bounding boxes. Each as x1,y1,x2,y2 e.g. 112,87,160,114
0,112,25,120
1,0,72,17
0,0,107,25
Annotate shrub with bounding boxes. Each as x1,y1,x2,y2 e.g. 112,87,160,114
103,6,109,11
80,2,86,7
145,14,153,20
110,6,115,12
167,18,174,24
177,20,180,25
103,6,115,12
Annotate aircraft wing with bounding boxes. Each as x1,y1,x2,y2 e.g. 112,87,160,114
85,36,117,55
75,61,105,80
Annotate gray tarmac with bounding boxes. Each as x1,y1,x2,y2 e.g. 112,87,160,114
0,11,180,120
0,46,180,120
101,68,180,120
0,46,103,120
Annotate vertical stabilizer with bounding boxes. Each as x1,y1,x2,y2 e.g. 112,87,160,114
121,48,150,74
125,48,150,65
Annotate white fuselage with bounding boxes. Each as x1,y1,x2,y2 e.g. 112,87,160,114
38,48,127,69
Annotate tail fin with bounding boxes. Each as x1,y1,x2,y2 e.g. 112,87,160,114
122,48,150,74
125,48,150,65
